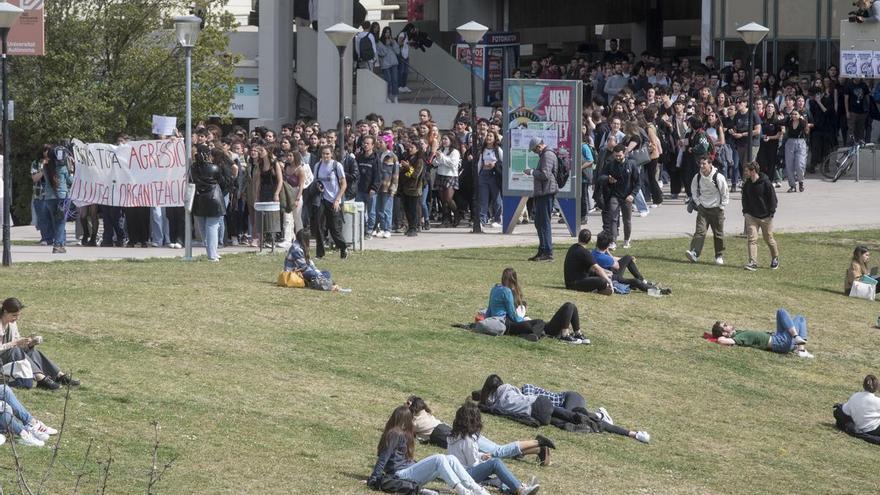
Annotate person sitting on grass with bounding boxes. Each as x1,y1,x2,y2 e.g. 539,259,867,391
845,246,878,295
836,374,880,444
563,229,613,295
487,268,589,344
446,402,541,495
282,231,339,291
0,384,58,447
592,232,671,294
476,374,650,444
0,297,80,390
710,308,813,358
407,396,555,465
367,405,492,495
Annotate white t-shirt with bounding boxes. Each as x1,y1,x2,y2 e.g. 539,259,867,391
842,391,880,433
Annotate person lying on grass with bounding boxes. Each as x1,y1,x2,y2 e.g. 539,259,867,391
282,230,339,291
711,308,813,358
0,384,58,447
592,231,671,294
0,297,81,390
475,374,650,443
446,402,541,495
367,405,492,495
407,396,555,465
486,268,590,344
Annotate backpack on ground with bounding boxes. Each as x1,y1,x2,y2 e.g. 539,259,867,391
474,316,506,336
358,35,375,62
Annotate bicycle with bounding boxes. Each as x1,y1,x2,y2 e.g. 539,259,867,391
820,141,875,182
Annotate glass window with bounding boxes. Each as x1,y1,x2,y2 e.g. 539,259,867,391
775,41,819,74
722,39,766,71
724,0,765,37
831,0,855,37
778,0,818,39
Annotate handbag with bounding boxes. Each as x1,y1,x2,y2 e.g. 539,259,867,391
277,270,305,288
849,280,876,301
630,147,651,166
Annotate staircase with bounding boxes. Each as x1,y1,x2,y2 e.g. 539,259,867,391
398,65,461,106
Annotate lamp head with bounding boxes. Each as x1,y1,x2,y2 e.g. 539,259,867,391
736,22,769,46
324,22,360,48
174,15,202,48
457,21,489,45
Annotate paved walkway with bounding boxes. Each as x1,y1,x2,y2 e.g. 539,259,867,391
5,177,879,263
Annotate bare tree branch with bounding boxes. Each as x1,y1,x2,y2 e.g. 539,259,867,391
95,447,112,495
37,376,74,494
72,439,94,495
146,420,177,495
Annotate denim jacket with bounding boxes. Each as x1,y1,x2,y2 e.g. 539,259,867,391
43,165,72,200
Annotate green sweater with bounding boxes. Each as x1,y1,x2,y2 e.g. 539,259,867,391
732,330,771,349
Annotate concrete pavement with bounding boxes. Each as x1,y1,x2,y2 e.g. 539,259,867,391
5,177,878,263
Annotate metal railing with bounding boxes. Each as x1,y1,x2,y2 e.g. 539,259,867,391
399,61,462,106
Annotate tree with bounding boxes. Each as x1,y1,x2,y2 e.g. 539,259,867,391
9,0,239,224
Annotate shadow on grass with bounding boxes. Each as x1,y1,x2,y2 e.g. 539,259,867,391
337,471,366,482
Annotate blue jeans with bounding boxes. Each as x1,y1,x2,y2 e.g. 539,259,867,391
150,207,167,246
44,198,67,247
534,194,554,255
376,191,394,231
194,215,222,260
382,66,399,99
467,457,522,493
770,308,808,353
633,189,648,214
396,454,474,488
356,191,377,233
420,184,430,223
398,58,409,88
0,384,33,435
33,198,53,243
478,172,502,224
476,435,521,458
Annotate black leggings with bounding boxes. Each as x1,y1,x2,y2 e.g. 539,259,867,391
505,318,545,338
531,393,632,437
544,302,580,336
613,255,648,291
567,276,609,293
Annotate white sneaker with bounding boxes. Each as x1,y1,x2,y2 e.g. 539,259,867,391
385,97,393,103
623,240,632,249
0,434,5,446
17,430,45,447
29,418,58,435
792,336,807,345
650,204,659,208
634,431,651,444
382,231,391,239
685,250,698,262
797,349,814,359
608,242,617,251
399,86,412,93
469,486,490,495
25,425,49,442
597,406,614,425
715,256,724,265
521,484,541,495
638,211,649,217
490,222,501,228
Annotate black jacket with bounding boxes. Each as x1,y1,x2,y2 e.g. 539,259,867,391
741,173,777,219
192,162,228,217
598,157,640,201
356,151,381,194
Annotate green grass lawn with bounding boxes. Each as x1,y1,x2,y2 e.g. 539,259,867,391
2,230,879,494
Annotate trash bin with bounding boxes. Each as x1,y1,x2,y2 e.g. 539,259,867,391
342,201,364,251
254,201,281,253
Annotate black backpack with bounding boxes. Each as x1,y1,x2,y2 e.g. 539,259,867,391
554,152,569,189
358,35,375,62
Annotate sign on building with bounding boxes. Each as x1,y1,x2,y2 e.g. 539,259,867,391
8,0,45,56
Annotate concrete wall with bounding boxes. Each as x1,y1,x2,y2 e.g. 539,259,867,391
356,69,491,127
439,0,499,32
296,27,318,98
408,43,484,105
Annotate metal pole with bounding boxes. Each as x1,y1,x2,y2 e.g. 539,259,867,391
337,46,345,162
1,30,10,267
469,41,481,234
746,43,757,163
183,46,193,261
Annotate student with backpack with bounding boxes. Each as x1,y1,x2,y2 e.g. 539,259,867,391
685,154,729,265
524,138,559,261
355,21,377,70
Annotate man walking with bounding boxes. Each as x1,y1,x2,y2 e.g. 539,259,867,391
741,161,779,271
686,155,729,265
524,137,558,261
598,144,639,251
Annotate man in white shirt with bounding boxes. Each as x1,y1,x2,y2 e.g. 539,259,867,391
686,155,729,265
842,374,880,435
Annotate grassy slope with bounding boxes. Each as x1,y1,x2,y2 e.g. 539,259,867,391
2,230,879,494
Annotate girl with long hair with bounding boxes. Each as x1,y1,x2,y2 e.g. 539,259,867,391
432,133,461,227
42,145,73,253
367,405,489,495
377,26,400,103
253,144,284,246
447,403,541,495
757,101,784,185
845,245,878,294
283,230,338,291
477,375,650,443
486,268,589,343
477,130,503,227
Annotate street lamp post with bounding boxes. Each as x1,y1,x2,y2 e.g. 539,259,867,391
737,22,769,163
0,1,22,267
174,15,202,261
457,21,488,234
324,23,360,163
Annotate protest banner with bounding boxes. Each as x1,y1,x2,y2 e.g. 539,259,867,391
151,115,177,136
69,138,188,208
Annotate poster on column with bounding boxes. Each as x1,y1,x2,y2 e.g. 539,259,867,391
503,79,582,198
69,138,188,208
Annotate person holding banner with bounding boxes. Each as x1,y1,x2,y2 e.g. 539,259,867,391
191,145,228,262
524,137,558,262
44,145,74,254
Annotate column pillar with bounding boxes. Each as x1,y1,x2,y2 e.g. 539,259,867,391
316,0,354,130
254,0,293,131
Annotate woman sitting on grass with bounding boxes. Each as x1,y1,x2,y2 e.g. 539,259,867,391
0,384,58,447
845,246,878,294
837,374,880,443
486,268,590,344
0,297,80,390
476,374,650,443
282,231,338,291
367,405,492,495
446,402,541,495
710,308,813,358
407,396,555,465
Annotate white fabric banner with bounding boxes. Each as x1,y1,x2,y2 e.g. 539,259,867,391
69,138,188,207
